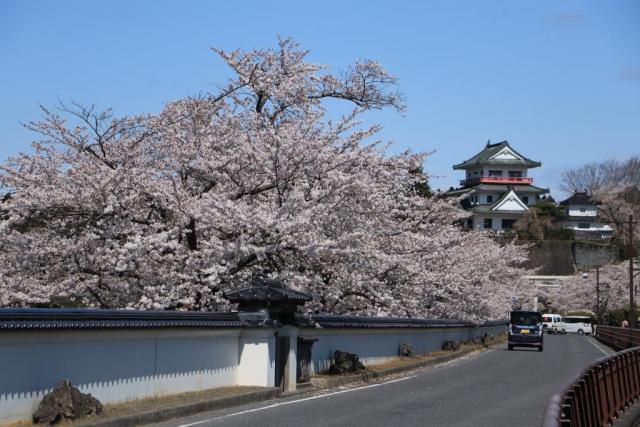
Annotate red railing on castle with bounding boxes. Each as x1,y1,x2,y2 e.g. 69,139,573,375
460,176,534,186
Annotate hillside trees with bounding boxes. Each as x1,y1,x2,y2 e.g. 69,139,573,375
0,38,529,319
593,185,640,249
561,157,640,195
562,157,639,250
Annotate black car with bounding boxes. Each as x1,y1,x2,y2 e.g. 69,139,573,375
508,311,543,351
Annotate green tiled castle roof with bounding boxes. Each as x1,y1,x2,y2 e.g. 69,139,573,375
559,191,593,206
453,141,541,170
445,184,549,197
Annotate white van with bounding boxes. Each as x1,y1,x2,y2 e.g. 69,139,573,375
563,316,593,335
542,314,566,334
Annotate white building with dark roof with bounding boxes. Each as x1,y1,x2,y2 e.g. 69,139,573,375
557,191,613,239
447,140,549,230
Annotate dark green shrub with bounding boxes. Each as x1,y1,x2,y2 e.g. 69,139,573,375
544,228,575,241
603,305,640,326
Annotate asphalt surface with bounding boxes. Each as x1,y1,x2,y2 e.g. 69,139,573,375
151,335,613,427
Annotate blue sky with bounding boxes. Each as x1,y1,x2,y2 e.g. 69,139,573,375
1,0,638,198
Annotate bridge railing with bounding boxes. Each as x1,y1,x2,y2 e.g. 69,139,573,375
542,346,640,427
596,325,640,350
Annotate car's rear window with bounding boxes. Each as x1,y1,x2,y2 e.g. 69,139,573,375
511,312,541,326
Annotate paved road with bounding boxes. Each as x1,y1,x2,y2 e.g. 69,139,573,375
153,335,613,427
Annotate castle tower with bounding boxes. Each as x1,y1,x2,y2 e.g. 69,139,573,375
447,140,549,230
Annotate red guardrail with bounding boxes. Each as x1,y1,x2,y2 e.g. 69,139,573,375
542,346,640,427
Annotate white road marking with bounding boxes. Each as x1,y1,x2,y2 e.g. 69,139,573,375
174,347,498,427
176,375,416,427
587,336,612,355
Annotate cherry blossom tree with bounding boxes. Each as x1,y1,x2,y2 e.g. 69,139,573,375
0,38,529,320
593,184,640,247
550,262,629,315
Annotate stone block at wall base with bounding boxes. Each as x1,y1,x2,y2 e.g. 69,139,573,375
310,337,506,390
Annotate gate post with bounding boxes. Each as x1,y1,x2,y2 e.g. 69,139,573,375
224,278,312,392
278,324,299,392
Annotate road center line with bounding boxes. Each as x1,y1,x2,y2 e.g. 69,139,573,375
176,375,416,427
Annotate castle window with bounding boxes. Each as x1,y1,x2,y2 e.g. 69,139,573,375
522,196,529,204
483,218,493,229
501,219,516,229
486,195,493,204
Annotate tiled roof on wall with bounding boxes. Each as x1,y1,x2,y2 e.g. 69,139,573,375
0,308,272,330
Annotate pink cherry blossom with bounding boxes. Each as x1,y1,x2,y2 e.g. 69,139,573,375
0,38,530,320
549,262,630,314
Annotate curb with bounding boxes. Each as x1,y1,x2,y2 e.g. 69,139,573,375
74,387,282,427
310,338,505,389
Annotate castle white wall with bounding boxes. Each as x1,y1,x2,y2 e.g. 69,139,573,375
475,192,535,206
465,167,528,180
567,205,598,217
473,215,522,230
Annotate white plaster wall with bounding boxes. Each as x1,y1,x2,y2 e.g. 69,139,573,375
303,325,505,374
0,322,506,423
0,328,243,423
236,329,276,387
568,206,597,217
